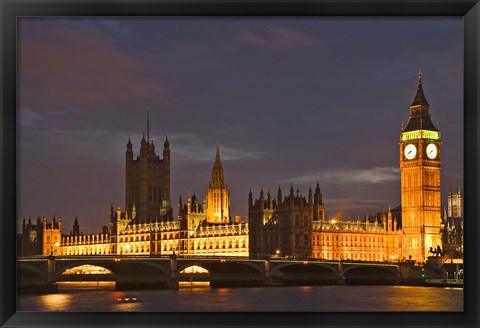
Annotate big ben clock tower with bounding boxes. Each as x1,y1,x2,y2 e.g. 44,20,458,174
400,71,442,264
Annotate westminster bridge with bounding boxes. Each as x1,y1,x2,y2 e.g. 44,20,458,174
17,255,426,293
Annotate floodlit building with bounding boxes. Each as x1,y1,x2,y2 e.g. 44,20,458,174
399,71,443,263
19,72,447,265
248,187,403,261
51,143,248,257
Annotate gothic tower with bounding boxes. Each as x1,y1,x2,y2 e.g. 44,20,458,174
125,130,172,223
400,71,442,264
205,145,230,224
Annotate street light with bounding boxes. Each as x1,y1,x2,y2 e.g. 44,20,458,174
50,239,60,256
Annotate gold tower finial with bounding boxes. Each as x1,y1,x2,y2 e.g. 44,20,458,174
418,69,422,83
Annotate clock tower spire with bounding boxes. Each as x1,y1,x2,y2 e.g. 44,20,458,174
400,71,442,264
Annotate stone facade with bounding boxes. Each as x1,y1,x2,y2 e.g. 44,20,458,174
58,205,248,257
311,209,403,262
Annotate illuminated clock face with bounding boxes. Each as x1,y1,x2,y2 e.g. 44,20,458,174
426,143,438,159
404,144,417,160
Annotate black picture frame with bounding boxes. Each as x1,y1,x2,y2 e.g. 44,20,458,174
1,0,479,327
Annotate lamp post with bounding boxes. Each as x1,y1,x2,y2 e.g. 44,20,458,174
54,242,60,255
50,238,60,256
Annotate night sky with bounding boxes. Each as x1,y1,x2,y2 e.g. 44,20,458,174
18,17,463,233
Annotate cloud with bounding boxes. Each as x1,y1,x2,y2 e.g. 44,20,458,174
18,23,168,108
19,122,131,164
52,18,130,36
19,108,44,127
237,27,323,49
284,167,400,185
165,133,263,162
324,197,394,209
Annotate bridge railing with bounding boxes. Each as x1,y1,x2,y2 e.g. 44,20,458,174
18,255,402,267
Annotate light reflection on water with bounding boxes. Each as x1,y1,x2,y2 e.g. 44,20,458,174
17,283,463,312
28,293,73,312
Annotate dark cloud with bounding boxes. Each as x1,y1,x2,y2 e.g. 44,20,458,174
19,23,168,110
236,26,324,49
284,167,400,185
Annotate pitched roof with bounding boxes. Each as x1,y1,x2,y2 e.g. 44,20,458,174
410,70,430,107
402,71,438,132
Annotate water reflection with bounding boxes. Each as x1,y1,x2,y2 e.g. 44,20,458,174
178,281,210,292
36,294,72,311
381,286,463,312
57,281,115,292
113,299,143,312
18,285,463,312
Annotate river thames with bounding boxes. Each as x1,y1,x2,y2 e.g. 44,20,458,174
17,282,463,312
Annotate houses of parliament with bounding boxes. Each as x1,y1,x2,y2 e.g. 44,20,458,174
19,72,445,265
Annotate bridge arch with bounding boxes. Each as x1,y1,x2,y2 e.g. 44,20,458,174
177,260,264,287
18,263,46,282
271,262,338,276
57,264,115,281
177,260,264,276
179,265,211,284
18,262,45,279
56,259,168,277
342,265,398,285
17,262,50,293
271,262,338,286
56,260,116,279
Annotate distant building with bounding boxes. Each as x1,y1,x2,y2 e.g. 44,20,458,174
447,187,463,219
18,216,62,256
19,217,43,256
441,187,463,260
